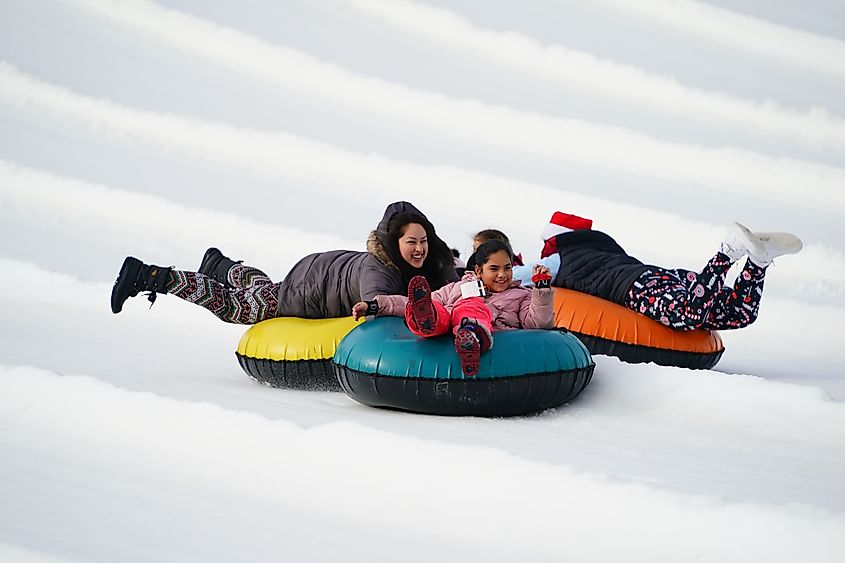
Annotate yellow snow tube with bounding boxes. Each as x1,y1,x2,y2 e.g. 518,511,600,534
236,316,364,390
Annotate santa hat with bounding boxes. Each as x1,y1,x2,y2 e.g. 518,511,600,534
541,212,593,241
540,212,593,259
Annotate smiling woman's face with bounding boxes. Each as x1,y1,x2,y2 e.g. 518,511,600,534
398,222,428,268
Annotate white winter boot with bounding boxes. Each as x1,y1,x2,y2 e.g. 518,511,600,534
753,232,803,265
720,222,766,264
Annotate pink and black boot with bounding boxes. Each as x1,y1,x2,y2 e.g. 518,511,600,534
406,275,437,334
454,318,492,377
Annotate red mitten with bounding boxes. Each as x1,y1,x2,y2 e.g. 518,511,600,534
531,273,552,289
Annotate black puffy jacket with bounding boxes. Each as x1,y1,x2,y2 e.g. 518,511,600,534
552,230,651,305
275,202,457,318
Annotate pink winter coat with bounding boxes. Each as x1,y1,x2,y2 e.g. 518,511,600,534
376,273,554,331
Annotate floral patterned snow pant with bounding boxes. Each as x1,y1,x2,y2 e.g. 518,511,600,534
624,252,766,331
166,264,280,324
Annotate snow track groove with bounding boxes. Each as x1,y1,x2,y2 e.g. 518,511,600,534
592,0,845,78
32,2,845,211
338,0,845,150
0,160,356,273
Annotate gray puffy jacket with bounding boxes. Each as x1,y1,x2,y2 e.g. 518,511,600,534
274,202,456,319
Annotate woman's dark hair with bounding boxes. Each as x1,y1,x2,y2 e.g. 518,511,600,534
472,239,513,269
385,212,454,289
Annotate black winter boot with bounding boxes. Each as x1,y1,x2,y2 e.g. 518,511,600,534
111,257,172,314
198,247,240,289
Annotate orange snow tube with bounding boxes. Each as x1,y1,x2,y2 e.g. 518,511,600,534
553,288,724,370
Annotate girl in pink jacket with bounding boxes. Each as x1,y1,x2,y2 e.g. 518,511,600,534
352,240,554,376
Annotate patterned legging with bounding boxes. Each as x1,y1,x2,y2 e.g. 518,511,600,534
624,252,766,331
165,264,280,324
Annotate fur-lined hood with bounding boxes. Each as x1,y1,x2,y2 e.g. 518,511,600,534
366,230,399,273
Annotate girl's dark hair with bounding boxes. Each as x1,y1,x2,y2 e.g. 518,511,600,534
385,212,454,289
473,239,513,268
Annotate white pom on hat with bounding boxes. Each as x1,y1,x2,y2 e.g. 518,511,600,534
540,211,593,240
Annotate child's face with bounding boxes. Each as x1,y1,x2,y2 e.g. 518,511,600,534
474,250,513,293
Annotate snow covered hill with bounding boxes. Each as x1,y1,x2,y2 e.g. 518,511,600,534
1,1,844,561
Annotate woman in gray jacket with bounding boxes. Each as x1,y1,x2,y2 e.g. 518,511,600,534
110,201,458,323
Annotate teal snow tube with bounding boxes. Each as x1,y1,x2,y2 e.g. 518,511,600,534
332,318,595,417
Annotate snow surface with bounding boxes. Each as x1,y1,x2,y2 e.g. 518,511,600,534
1,0,844,561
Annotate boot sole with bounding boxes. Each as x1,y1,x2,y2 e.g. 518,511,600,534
111,257,142,314
755,232,803,254
198,247,221,272
407,276,437,334
198,247,223,276
198,247,237,288
455,329,481,377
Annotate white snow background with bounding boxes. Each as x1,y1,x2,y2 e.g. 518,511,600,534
1,0,844,561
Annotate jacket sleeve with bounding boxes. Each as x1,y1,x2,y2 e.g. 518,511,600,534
430,280,460,308
359,256,404,302
373,294,407,317
518,287,555,329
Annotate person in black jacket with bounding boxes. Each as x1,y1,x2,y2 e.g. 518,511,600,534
110,201,458,323
519,211,802,331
